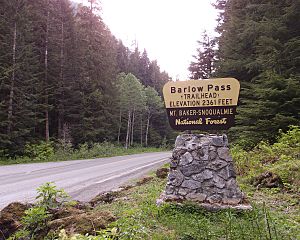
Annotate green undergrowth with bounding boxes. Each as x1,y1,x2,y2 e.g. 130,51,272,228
0,141,167,165
56,126,300,239
59,176,299,240
232,125,300,194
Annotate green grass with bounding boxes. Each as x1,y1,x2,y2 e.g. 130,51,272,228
0,141,168,165
54,127,300,239
91,175,300,240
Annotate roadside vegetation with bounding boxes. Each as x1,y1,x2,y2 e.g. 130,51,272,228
0,141,168,165
1,126,299,240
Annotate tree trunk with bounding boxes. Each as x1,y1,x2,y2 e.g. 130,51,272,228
117,110,122,144
58,13,65,139
7,21,17,135
140,115,143,146
145,112,150,147
131,108,135,146
125,110,131,149
45,7,50,142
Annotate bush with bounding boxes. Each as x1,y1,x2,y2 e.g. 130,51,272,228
36,182,70,209
21,206,50,239
232,126,300,192
24,141,54,162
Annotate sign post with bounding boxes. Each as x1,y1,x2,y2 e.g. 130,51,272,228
158,78,251,210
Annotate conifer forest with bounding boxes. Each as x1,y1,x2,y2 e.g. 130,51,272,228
0,0,299,157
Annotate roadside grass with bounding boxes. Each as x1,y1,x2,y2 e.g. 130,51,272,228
0,141,168,165
87,127,300,239
92,175,300,240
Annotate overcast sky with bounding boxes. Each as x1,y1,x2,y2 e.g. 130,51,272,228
75,0,218,80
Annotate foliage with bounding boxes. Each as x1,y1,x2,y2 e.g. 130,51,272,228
0,0,172,157
159,203,290,240
56,228,119,240
24,142,54,162
0,141,167,165
9,182,71,239
21,206,51,239
93,175,299,240
189,31,217,79
36,182,70,209
231,126,300,192
212,0,300,146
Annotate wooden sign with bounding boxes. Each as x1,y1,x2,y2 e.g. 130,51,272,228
163,78,240,131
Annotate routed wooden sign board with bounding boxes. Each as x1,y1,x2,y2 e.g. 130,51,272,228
163,78,240,130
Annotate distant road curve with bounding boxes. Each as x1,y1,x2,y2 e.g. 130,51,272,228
0,151,171,209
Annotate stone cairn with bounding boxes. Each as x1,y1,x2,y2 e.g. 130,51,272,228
157,134,251,210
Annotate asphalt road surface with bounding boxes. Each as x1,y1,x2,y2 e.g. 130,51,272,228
0,151,171,209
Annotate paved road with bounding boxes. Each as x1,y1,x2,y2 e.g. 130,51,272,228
0,152,170,209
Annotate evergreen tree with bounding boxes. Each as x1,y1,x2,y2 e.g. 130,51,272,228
0,0,42,154
213,0,300,146
189,31,216,79
0,0,172,156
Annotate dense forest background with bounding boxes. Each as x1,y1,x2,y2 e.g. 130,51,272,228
0,0,174,156
190,0,299,148
0,0,299,157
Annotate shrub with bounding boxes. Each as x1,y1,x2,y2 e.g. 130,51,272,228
21,206,51,239
24,141,54,162
231,125,300,192
36,182,70,209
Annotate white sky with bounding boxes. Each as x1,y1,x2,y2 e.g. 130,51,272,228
75,0,218,80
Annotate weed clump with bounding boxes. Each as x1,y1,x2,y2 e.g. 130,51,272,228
232,126,300,193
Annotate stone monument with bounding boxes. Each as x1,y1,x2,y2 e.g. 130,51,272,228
157,134,251,210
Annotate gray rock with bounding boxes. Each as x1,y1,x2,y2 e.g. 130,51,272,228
186,193,207,202
178,188,191,196
213,175,226,189
164,194,184,202
211,136,224,147
180,162,206,176
186,141,199,151
217,147,230,160
191,149,204,160
227,163,236,178
209,150,217,160
209,146,216,152
201,146,209,156
170,159,179,168
165,184,176,194
207,159,228,171
222,197,241,205
226,178,238,190
201,169,214,180
202,188,216,197
175,136,186,148
207,194,222,204
179,152,193,166
181,180,202,189
201,155,209,161
199,138,210,146
192,170,213,182
217,165,236,180
222,134,229,147
201,180,215,188
168,170,184,186
172,147,187,160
